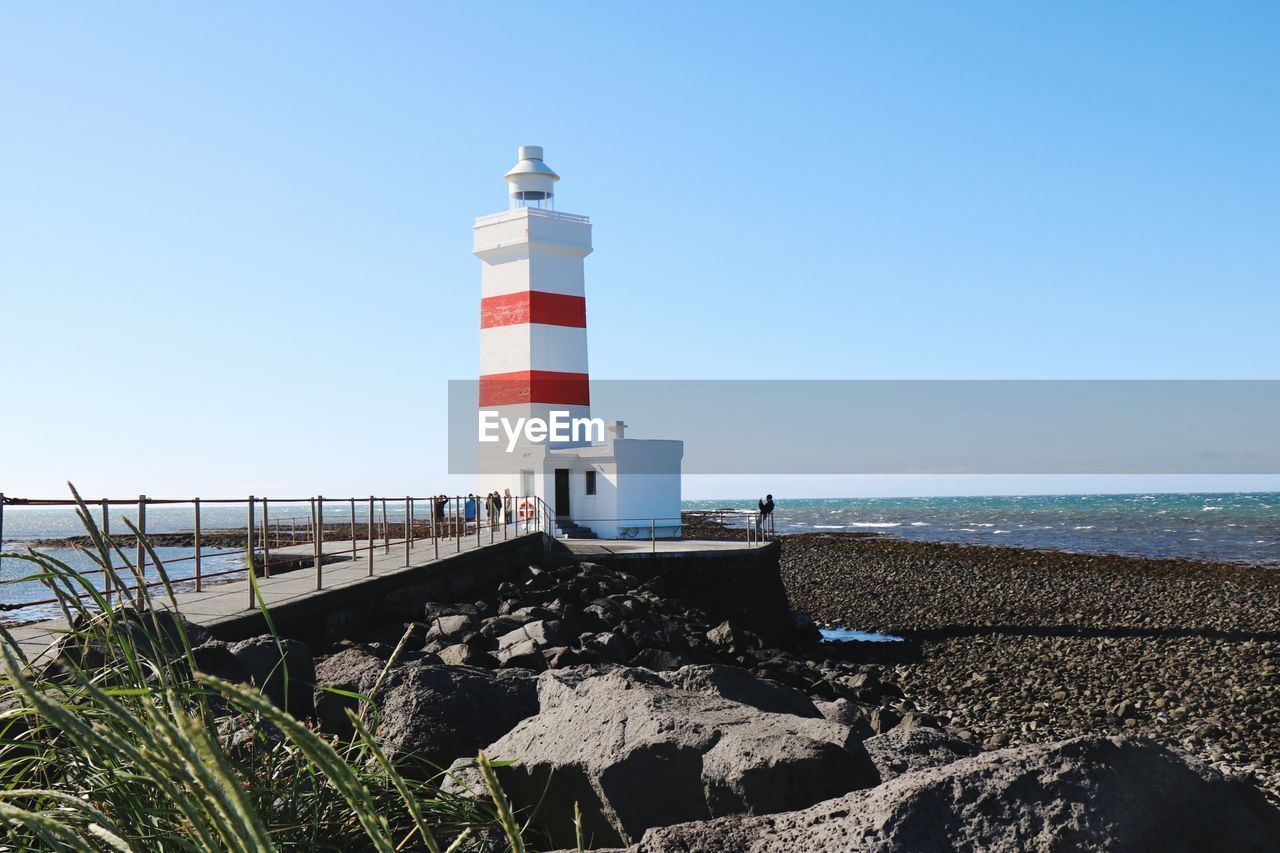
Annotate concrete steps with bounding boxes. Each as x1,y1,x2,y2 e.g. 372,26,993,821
556,521,597,539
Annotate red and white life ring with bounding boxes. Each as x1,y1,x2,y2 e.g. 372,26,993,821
517,500,535,520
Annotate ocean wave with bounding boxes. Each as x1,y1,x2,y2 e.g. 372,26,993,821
909,522,929,527
849,522,901,528
1074,525,1095,530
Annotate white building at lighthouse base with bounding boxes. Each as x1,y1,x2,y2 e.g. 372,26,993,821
483,420,683,539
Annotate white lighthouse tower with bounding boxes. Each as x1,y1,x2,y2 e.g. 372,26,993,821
474,146,683,539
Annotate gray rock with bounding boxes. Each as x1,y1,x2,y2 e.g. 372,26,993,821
191,640,249,685
438,643,498,669
426,614,473,644
479,616,522,639
498,619,568,651
465,673,878,847
863,725,981,781
814,698,875,740
704,620,736,648
869,705,901,734
313,647,386,736
582,631,629,663
635,736,1280,852
228,635,316,718
508,606,553,624
377,664,538,768
498,638,548,670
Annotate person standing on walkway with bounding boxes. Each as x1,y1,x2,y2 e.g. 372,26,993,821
757,494,775,537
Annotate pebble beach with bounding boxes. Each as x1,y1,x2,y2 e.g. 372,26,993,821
780,532,1280,799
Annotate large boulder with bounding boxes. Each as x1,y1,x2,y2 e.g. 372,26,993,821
312,647,388,737
862,725,980,781
636,736,1280,852
463,672,879,847
376,664,538,769
228,635,316,718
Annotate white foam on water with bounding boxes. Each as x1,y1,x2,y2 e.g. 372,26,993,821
910,522,929,526
813,525,846,529
848,522,901,528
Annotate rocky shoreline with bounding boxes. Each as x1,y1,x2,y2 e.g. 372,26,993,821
780,532,1280,801
64,532,1280,850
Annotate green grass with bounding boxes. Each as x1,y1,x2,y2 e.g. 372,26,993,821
0,486,551,852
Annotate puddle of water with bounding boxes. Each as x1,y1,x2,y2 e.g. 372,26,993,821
820,627,904,643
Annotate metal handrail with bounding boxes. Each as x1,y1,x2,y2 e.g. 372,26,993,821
0,493,776,616
0,493,549,615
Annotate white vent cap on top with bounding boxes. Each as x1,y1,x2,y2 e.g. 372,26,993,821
504,145,560,204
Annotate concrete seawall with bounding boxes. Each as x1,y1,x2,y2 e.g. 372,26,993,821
203,535,794,651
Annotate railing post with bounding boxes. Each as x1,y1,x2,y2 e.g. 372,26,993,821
405,496,412,567
382,498,390,554
349,498,357,559
135,495,147,607
315,495,324,590
368,496,375,576
101,499,112,605
247,496,256,609
432,498,439,559
193,497,202,592
456,497,461,553
651,518,656,553
261,497,271,577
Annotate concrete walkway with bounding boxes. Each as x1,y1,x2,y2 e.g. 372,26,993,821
6,530,771,664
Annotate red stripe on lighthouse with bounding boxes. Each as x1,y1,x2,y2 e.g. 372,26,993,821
480,291,587,329
479,370,591,407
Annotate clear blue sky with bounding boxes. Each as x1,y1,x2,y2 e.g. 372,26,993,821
2,3,1277,499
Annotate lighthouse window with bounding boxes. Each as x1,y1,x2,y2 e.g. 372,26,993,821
585,470,597,495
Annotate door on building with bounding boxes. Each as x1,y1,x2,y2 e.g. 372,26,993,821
520,470,535,500
554,469,571,520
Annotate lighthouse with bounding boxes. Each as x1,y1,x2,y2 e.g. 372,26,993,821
474,146,683,539
475,146,592,437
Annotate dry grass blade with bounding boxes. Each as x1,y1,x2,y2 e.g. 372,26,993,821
477,751,526,853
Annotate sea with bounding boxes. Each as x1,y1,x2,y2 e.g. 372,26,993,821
685,492,1280,566
2,493,1277,623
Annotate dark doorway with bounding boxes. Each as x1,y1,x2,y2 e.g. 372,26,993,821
554,469,571,519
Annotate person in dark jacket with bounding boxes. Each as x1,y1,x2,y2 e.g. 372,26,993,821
757,494,775,536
